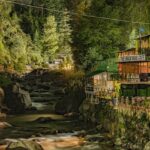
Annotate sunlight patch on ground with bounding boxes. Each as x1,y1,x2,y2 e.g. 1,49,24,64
6,114,65,124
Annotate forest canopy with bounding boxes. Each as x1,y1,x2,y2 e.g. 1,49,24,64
0,0,150,72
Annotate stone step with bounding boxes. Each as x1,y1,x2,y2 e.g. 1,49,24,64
30,88,64,94
30,92,52,97
32,102,49,111
30,89,49,93
31,96,62,102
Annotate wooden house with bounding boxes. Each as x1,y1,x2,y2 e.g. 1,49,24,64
118,34,150,97
118,35,150,83
85,34,150,103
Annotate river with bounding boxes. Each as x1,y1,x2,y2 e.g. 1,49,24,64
0,113,112,150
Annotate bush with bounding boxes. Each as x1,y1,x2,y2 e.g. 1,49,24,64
14,63,26,73
0,73,12,87
63,70,85,91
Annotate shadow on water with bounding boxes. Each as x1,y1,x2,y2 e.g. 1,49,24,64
0,113,113,150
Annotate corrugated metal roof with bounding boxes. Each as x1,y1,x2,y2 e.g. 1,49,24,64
87,58,118,77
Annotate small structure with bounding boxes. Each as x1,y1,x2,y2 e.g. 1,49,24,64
85,58,119,104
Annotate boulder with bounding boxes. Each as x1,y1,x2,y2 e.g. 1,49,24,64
144,141,150,150
6,140,43,150
4,83,32,114
0,87,5,111
0,122,12,129
55,88,85,115
64,112,79,118
0,113,6,121
33,117,55,123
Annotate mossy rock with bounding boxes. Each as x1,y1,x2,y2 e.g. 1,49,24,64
82,102,90,111
6,140,43,150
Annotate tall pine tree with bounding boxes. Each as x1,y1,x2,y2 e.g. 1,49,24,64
59,9,72,56
42,16,59,62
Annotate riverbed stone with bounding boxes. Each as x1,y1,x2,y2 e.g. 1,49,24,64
144,141,150,150
55,88,85,115
0,113,6,121
6,140,43,150
0,122,12,129
4,83,32,114
34,117,55,123
0,87,4,111
115,137,122,146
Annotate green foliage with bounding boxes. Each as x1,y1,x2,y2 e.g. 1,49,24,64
0,39,10,65
3,15,28,71
67,0,150,71
58,9,72,59
64,70,84,91
26,35,43,66
0,74,12,87
140,99,150,108
71,0,122,71
1,0,150,73
42,16,59,62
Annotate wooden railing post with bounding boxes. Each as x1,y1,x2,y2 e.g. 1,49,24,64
131,97,135,105
125,97,129,105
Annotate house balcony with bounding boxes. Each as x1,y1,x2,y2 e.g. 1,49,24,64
118,54,148,62
85,84,101,94
120,73,150,84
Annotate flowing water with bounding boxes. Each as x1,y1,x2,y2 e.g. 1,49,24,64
0,113,112,150
32,102,49,111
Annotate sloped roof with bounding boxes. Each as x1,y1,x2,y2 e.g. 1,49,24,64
87,58,118,77
136,34,150,40
118,48,136,53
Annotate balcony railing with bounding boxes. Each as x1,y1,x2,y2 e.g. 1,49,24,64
119,54,146,62
85,84,101,93
120,73,150,83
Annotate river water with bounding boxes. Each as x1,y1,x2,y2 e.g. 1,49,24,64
0,113,112,150
0,132,111,150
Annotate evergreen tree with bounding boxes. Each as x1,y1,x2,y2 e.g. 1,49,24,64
42,16,59,62
1,0,150,72
26,35,43,67
71,0,122,71
0,0,12,65
59,9,72,56
0,35,10,65
4,16,28,71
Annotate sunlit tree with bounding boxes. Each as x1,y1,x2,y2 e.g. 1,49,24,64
42,16,59,62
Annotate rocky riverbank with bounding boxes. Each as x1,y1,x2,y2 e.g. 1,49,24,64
0,70,94,150
21,69,85,114
2,69,150,150
80,99,150,150
0,69,85,115
0,112,114,150
0,113,86,150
